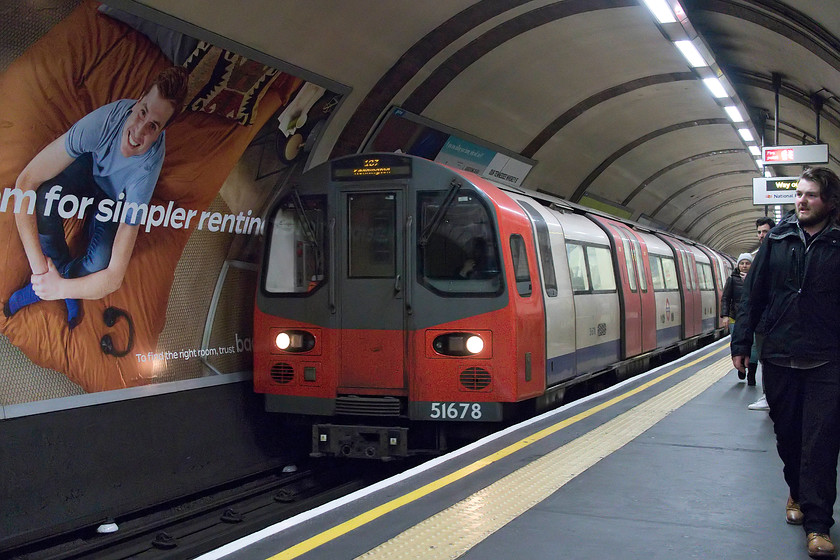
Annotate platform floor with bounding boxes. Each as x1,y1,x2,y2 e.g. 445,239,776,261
200,338,835,560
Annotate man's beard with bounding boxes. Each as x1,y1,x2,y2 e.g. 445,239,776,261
797,205,831,227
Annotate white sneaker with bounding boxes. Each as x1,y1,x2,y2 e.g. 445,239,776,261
748,395,769,411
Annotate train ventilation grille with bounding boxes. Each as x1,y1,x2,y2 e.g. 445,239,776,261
335,395,401,416
270,362,294,384
460,367,491,390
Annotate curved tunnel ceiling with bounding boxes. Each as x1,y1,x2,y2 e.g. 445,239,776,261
140,0,840,256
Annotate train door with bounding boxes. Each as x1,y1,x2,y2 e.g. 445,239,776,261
590,217,642,359
618,225,657,353
336,188,406,390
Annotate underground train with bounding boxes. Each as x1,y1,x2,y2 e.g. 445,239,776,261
253,153,734,460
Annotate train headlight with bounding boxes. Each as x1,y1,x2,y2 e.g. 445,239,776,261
465,335,484,354
274,330,315,352
432,332,488,356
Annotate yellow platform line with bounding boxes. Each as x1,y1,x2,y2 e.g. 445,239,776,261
268,345,730,560
355,356,733,559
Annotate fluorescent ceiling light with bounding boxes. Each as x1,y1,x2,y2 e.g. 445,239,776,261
674,40,707,67
749,145,761,155
702,77,728,98
755,158,764,168
725,105,745,122
739,128,755,142
642,0,676,23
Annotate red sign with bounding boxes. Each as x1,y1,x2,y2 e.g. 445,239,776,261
764,148,794,162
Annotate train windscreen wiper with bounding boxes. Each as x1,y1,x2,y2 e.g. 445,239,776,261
418,179,461,247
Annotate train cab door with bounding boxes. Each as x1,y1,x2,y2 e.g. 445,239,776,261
336,188,407,390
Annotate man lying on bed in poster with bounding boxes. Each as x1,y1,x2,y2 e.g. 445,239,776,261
4,66,189,328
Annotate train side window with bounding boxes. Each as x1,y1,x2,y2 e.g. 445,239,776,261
566,242,589,293
632,239,647,292
517,201,558,297
586,245,617,292
263,193,327,295
650,255,665,290
621,239,637,292
699,263,713,290
661,257,679,290
510,234,532,297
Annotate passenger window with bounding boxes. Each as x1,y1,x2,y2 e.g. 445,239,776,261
662,257,679,290
650,255,665,290
586,246,617,291
566,242,589,293
632,239,647,291
510,234,532,297
621,239,637,292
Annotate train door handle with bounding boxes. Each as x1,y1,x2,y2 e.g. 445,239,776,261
395,274,402,293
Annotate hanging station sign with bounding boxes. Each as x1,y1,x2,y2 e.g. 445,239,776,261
752,176,799,205
762,144,829,165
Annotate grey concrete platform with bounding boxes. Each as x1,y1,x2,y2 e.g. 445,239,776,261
201,338,835,560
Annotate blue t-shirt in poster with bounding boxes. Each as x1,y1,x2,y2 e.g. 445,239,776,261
64,99,165,225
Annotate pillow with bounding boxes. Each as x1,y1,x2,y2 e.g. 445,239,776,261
98,4,199,65
181,42,280,126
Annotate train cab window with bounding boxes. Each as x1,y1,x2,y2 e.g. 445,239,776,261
417,190,502,295
565,243,589,292
263,193,327,295
510,234,532,296
586,246,617,292
348,193,396,278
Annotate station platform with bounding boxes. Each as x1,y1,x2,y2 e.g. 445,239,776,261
198,337,828,560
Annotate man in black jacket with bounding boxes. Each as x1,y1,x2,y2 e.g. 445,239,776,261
732,166,840,559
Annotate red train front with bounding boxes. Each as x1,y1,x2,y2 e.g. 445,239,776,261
253,153,545,459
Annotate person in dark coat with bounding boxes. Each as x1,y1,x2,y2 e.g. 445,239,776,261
732,167,840,559
720,253,752,381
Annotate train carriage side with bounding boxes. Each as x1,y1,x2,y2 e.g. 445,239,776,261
507,196,577,386
634,231,683,348
587,215,657,359
688,245,718,335
550,212,622,375
695,244,728,330
657,234,702,339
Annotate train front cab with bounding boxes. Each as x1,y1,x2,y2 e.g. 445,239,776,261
253,154,547,459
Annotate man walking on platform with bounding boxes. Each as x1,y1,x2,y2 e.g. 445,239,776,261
746,216,775,411
732,167,840,559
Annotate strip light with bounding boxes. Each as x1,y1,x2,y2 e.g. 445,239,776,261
642,0,676,23
674,40,707,67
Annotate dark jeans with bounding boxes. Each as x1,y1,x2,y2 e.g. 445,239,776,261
35,154,118,279
764,360,840,534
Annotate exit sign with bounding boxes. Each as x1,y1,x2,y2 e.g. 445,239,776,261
762,144,828,165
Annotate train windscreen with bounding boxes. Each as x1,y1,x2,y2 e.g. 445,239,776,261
263,193,327,294
417,190,502,295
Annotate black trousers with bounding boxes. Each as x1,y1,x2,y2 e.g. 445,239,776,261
764,361,840,534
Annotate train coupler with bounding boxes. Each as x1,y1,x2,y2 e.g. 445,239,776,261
311,424,408,460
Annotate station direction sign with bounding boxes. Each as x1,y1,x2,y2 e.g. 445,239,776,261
762,144,828,165
753,176,798,205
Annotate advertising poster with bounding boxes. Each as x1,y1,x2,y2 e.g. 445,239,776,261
0,1,341,406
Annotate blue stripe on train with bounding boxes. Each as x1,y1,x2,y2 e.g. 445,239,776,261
546,338,621,386
545,324,688,387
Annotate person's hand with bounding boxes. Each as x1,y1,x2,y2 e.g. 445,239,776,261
459,259,475,278
31,258,65,300
732,355,750,374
